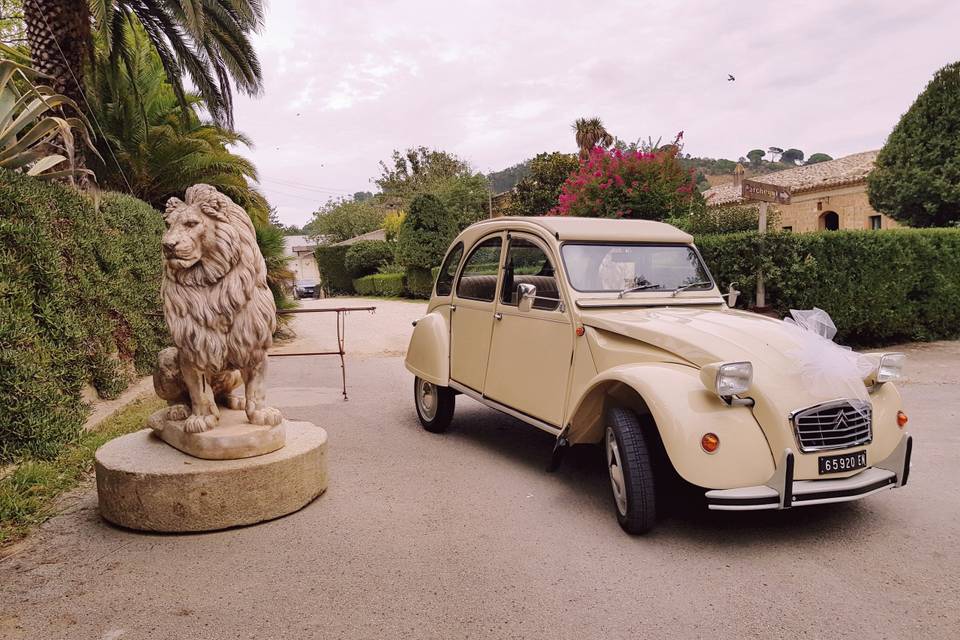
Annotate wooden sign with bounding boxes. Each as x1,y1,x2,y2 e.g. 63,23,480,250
742,179,791,205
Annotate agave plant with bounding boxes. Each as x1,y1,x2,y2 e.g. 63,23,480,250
0,58,97,181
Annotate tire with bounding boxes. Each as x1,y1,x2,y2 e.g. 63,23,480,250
605,407,658,534
414,377,455,433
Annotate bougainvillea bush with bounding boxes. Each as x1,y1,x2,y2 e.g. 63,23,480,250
551,142,702,220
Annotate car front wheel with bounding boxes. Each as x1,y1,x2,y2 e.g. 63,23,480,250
605,407,657,534
414,377,455,433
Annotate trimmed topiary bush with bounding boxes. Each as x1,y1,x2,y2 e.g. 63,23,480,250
353,273,406,297
696,228,960,345
395,194,459,270
0,172,166,461
314,245,354,294
344,240,395,277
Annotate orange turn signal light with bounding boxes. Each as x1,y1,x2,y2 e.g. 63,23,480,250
575,326,585,337
897,411,908,428
701,433,720,453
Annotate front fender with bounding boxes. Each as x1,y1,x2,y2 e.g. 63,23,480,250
404,310,449,385
568,363,775,489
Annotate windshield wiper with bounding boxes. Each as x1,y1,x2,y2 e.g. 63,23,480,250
618,282,662,298
671,281,712,297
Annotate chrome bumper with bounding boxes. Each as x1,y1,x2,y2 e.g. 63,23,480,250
705,433,912,511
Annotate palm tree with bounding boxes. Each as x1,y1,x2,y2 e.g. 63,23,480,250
572,117,614,160
23,0,263,128
87,24,267,221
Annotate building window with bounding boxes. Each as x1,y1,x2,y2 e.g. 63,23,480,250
782,226,793,232
869,215,882,230
819,211,839,231
817,201,823,212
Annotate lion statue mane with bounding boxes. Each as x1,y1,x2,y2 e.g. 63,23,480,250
152,184,282,433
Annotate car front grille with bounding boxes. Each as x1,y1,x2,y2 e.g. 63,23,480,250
790,399,873,452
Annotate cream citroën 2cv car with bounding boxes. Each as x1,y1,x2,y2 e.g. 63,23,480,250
404,217,912,534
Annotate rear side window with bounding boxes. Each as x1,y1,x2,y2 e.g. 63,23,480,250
455,236,502,302
435,242,463,296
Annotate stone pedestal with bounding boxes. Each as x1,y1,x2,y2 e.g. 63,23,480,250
95,420,327,532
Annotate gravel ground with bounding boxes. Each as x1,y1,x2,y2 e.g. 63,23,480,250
1,299,957,639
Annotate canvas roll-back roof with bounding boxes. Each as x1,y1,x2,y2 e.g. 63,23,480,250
470,216,694,244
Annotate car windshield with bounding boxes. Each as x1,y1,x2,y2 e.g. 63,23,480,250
560,243,713,293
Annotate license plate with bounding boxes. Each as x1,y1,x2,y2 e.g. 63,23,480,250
818,450,867,475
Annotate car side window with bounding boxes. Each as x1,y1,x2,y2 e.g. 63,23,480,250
435,242,463,296
455,236,502,302
500,237,561,311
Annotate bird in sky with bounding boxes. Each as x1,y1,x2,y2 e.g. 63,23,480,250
728,74,736,82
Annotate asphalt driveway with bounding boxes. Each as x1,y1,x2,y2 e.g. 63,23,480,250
1,299,957,639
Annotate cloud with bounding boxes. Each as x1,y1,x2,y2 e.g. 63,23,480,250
232,0,960,226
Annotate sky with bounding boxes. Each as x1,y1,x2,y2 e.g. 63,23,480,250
232,0,960,227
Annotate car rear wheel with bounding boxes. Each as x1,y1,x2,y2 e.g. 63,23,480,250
605,407,657,534
414,377,455,433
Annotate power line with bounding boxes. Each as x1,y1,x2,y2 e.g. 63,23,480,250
258,175,354,194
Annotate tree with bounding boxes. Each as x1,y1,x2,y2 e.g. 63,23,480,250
376,147,473,202
22,0,263,130
510,152,579,216
573,117,614,160
868,61,960,227
780,148,805,165
1,0,25,46
551,136,702,220
767,146,784,162
86,24,267,220
307,197,386,243
395,194,458,269
746,149,766,166
806,153,833,165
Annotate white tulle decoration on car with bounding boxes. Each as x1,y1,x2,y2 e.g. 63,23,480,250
783,308,874,410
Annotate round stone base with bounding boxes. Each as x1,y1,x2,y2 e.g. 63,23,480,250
95,420,327,532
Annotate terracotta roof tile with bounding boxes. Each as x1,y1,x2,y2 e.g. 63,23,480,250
704,150,879,206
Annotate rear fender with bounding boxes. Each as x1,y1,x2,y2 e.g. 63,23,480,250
567,363,775,489
404,310,449,386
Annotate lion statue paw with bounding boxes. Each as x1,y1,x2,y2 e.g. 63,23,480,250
247,406,283,427
183,413,217,433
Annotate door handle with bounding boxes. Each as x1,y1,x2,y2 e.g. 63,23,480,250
494,312,503,321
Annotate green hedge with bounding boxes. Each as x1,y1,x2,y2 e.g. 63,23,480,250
696,228,960,345
405,267,434,299
314,245,354,294
0,171,166,461
344,240,394,277
353,273,406,297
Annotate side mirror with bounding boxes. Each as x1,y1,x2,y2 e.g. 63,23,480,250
724,282,740,308
518,283,537,312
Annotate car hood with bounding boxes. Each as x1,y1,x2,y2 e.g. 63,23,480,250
580,305,872,408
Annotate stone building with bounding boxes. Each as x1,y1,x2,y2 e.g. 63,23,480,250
703,151,899,232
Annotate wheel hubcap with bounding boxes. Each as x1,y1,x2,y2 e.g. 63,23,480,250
416,379,438,421
606,427,628,516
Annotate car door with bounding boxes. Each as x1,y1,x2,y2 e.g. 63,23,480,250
483,234,573,426
449,233,504,392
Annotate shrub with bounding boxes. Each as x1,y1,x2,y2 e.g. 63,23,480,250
405,267,434,299
353,273,406,297
0,172,166,461
344,240,395,277
314,245,354,294
552,142,701,220
695,228,960,345
395,194,459,270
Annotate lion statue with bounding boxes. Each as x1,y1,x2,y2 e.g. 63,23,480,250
152,184,282,434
